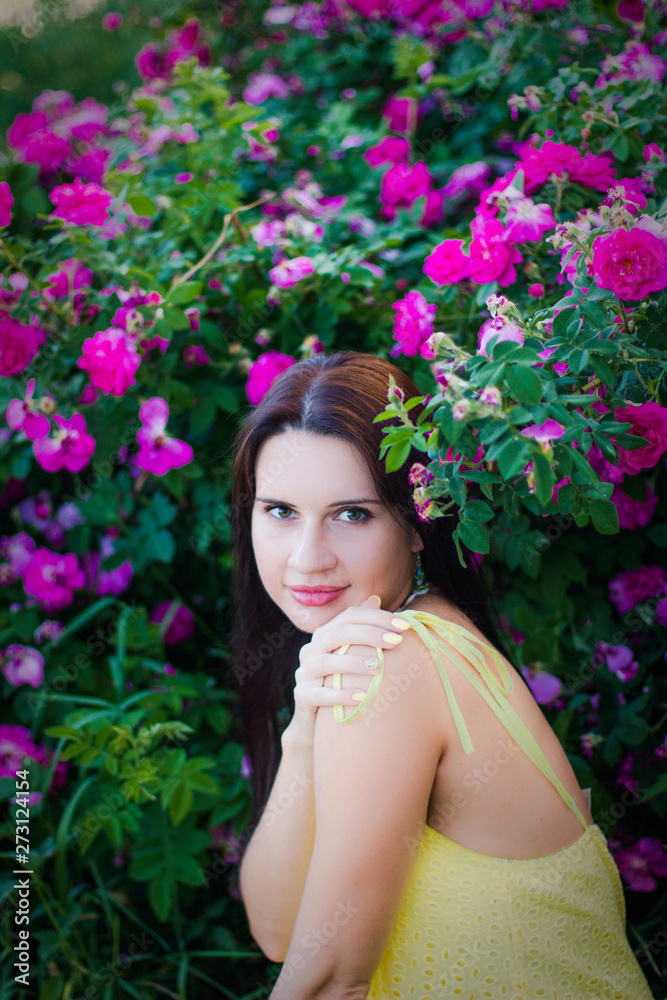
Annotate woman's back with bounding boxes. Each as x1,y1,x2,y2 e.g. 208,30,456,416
409,587,594,860
339,593,654,999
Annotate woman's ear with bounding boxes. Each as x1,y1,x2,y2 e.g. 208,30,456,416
411,530,424,554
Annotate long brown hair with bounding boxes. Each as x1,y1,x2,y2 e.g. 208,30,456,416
225,351,509,853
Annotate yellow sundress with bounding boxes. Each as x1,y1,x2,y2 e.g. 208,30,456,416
332,609,654,1000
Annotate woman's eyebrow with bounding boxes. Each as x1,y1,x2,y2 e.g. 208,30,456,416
255,497,384,507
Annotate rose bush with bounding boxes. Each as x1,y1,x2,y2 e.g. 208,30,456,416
0,0,666,995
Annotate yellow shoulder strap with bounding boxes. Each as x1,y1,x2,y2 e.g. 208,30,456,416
332,609,588,831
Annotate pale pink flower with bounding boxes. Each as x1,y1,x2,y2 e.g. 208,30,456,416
252,221,286,249
246,351,296,406
33,413,96,473
49,177,114,227
391,290,437,359
268,256,314,288
520,418,564,444
22,548,86,612
478,316,524,356
1,532,36,580
0,182,13,227
33,620,64,645
1,644,44,688
77,328,141,397
6,378,50,440
469,216,524,286
243,72,290,104
503,198,555,242
136,397,194,476
441,162,490,201
423,239,472,285
0,315,46,377
592,221,667,300
614,401,667,473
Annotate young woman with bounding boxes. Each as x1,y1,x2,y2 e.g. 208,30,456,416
229,351,653,999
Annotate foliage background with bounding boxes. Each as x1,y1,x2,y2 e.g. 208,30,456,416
0,0,666,997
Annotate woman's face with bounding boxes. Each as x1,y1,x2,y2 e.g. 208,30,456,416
251,429,423,633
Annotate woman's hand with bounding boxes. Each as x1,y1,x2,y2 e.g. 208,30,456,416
283,595,410,747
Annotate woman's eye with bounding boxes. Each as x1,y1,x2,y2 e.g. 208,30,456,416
338,507,371,523
264,505,292,519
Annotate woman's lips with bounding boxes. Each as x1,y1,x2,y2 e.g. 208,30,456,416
289,587,348,607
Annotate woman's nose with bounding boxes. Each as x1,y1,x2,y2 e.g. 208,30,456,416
287,522,337,572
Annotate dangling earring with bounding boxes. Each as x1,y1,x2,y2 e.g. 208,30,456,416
413,551,427,590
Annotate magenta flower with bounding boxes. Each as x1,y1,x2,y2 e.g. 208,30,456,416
243,72,290,104
0,315,46,377
469,216,524,286
391,290,437,359
33,620,64,645
441,162,490,201
611,481,658,530
520,664,562,704
246,350,296,406
49,177,114,227
477,316,524,357
503,198,555,242
6,378,50,441
364,136,410,168
150,600,196,645
22,548,86,612
0,725,43,778
614,401,667,473
33,413,96,473
613,838,667,892
595,642,638,682
77,328,141,397
83,536,133,597
519,141,616,195
592,221,667,301
0,181,14,227
251,220,287,247
136,397,194,476
380,161,432,220
44,258,93,302
609,565,667,615
102,11,123,29
268,256,314,288
1,644,44,688
381,95,422,135
520,418,564,444
423,239,472,286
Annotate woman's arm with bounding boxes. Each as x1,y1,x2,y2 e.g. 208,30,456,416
267,630,447,999
239,722,316,962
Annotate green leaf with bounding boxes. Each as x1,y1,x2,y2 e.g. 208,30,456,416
169,783,193,825
505,366,542,405
531,452,555,507
462,499,494,523
494,437,532,480
127,194,156,218
168,281,203,305
162,306,191,331
458,519,489,554
385,439,412,472
589,499,619,535
148,875,171,922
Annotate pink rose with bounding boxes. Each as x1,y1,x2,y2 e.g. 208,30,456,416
391,290,437,359
0,315,46,377
608,565,667,616
246,351,296,406
611,481,658,531
268,256,314,288
77,328,142,397
478,316,524,356
614,401,667,472
592,221,667,300
49,177,114,227
102,12,123,29
423,239,472,285
33,414,96,473
469,216,524,286
363,136,411,168
0,182,14,227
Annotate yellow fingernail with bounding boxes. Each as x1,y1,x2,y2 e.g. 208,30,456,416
352,691,365,701
391,617,410,630
369,594,381,607
383,632,403,644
